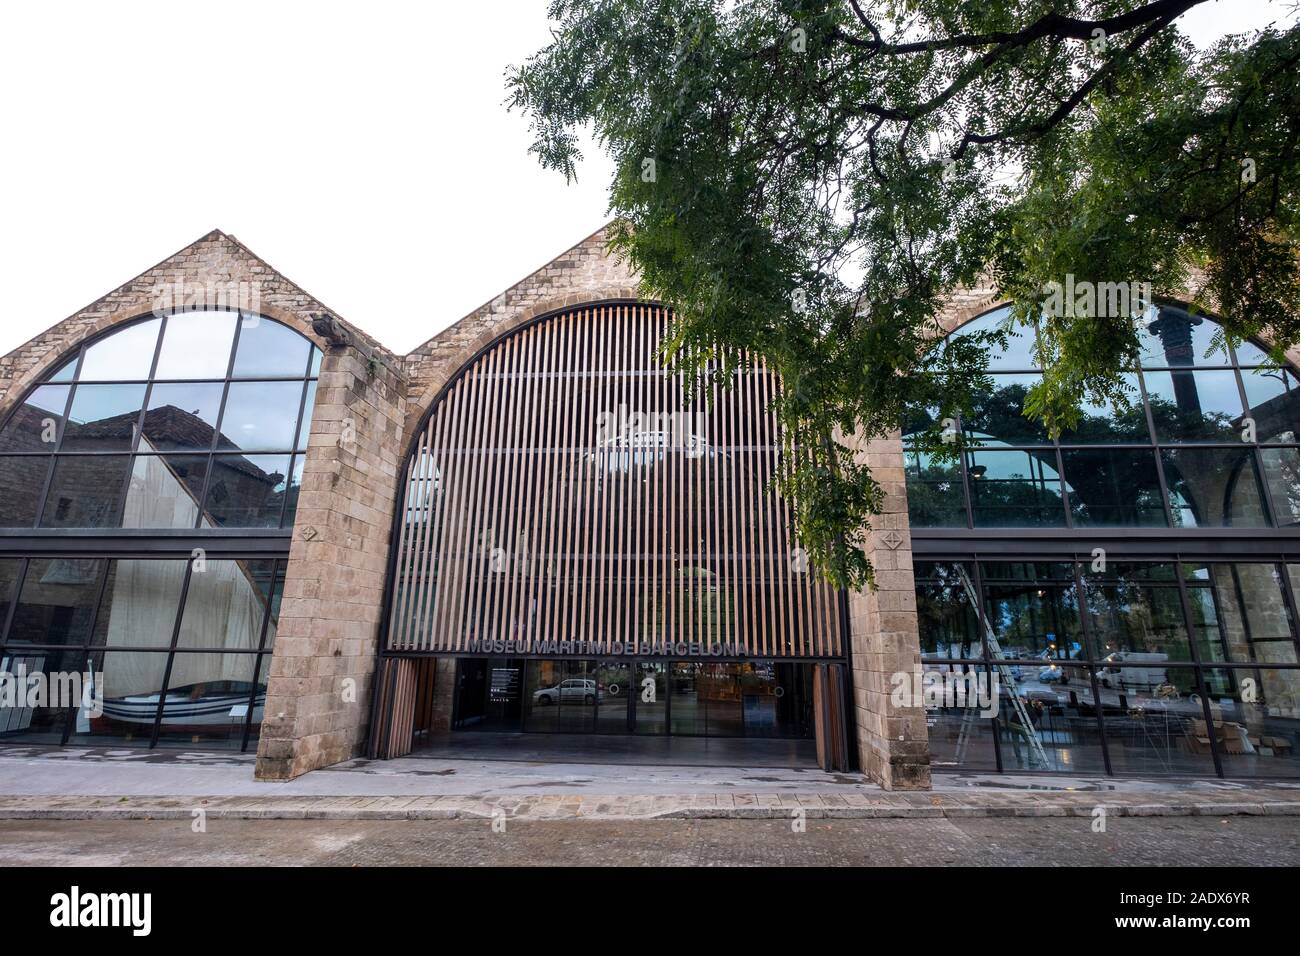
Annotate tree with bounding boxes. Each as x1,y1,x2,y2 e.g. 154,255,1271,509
508,0,1300,587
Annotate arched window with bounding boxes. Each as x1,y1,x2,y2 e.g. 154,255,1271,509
0,310,320,752
904,303,1300,529
0,310,321,530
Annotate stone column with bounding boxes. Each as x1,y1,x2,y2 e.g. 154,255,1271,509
255,342,407,780
845,433,932,790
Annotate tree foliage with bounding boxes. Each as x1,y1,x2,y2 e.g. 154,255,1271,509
508,0,1300,588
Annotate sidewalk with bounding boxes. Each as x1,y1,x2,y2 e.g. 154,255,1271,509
2,744,1298,821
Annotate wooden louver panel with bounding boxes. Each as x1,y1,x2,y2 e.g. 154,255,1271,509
387,303,842,659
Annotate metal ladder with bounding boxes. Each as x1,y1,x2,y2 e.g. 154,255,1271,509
957,568,1051,769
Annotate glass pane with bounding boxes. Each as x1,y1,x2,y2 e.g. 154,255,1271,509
0,383,69,452
742,662,812,738
70,650,167,745
556,660,596,733
953,309,1039,369
39,455,131,528
1239,367,1300,442
90,559,185,649
634,662,668,734
48,355,78,382
702,663,744,736
0,456,50,528
231,314,311,378
1193,564,1297,666
1201,668,1300,779
309,347,324,376
524,659,560,732
1144,369,1244,442
1161,447,1269,528
123,455,207,529
669,661,704,735
6,558,104,646
915,561,982,659
156,652,258,749
1260,448,1300,527
1095,667,1217,775
262,564,285,651
594,661,631,733
154,311,237,379
963,374,1050,445
904,446,966,528
243,655,270,746
281,456,304,528
996,671,1107,773
203,454,290,528
79,318,161,381
217,381,305,452
1061,449,1167,527
296,380,317,450
966,449,1066,527
1138,308,1231,367
141,382,224,452
176,559,277,650
61,383,147,451
1082,564,1192,664
1056,374,1148,444
980,562,1083,661
0,647,88,743
0,558,22,640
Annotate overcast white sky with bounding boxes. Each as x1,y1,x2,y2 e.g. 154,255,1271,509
0,0,1292,358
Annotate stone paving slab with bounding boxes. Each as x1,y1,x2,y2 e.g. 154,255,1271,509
2,790,1299,821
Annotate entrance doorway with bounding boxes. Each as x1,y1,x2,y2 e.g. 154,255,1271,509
452,657,821,740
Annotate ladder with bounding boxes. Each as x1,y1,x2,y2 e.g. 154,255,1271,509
956,568,1051,769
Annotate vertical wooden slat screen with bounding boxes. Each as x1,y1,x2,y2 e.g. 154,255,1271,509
387,303,842,659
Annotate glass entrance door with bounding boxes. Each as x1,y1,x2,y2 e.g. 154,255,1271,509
633,662,668,734
595,661,632,733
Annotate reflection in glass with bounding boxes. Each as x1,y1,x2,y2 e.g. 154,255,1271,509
0,456,50,527
0,647,88,743
1162,447,1269,527
1094,666,1217,775
981,562,1083,661
963,374,1050,445
40,456,132,528
916,562,981,659
1062,449,1167,527
1201,668,1300,778
1056,374,1149,444
1240,367,1300,442
0,384,69,452
1260,447,1300,526
995,672,1106,773
203,454,290,527
217,381,305,452
122,455,208,529
1191,564,1297,666
967,449,1066,527
142,382,224,451
1144,369,1244,442
951,309,1039,369
61,383,147,451
904,446,966,527
6,559,104,646
1082,565,1192,664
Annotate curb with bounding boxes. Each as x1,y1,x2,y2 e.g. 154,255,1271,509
2,801,1298,822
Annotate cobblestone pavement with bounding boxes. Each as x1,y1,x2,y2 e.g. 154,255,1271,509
2,816,1297,866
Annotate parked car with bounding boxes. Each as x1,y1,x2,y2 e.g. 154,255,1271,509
532,678,597,705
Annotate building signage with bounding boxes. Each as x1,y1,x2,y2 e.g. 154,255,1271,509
463,639,748,658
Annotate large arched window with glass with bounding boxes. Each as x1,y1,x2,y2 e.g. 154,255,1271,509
0,310,321,751
905,303,1300,530
907,304,1300,780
